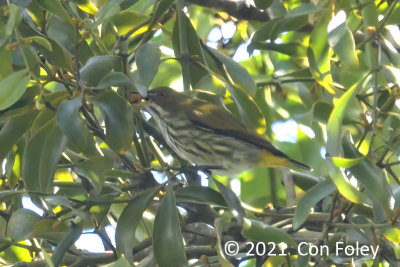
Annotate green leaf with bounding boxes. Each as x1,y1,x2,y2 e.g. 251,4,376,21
254,0,273,9
292,171,322,191
37,0,72,24
22,111,67,194
251,42,307,57
361,0,378,69
175,186,226,206
70,0,98,15
32,219,69,242
5,4,23,37
30,36,52,51
110,11,148,35
51,223,83,266
0,47,12,79
331,156,366,168
36,39,73,71
120,0,140,10
11,0,32,8
74,156,114,194
0,191,24,202
7,208,41,241
239,167,277,209
252,4,323,42
47,16,77,51
116,187,160,263
96,72,134,89
56,97,96,155
102,257,130,267
383,227,400,243
308,10,334,94
153,183,187,267
0,69,30,111
172,13,210,89
296,243,310,267
80,56,122,86
241,218,296,246
328,22,358,67
209,48,257,97
94,2,120,28
293,180,336,230
342,134,392,216
212,178,245,223
327,161,368,205
0,106,37,160
327,77,368,156
95,91,134,153
227,84,266,134
136,43,161,88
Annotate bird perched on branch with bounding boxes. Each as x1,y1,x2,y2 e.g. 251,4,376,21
133,87,310,176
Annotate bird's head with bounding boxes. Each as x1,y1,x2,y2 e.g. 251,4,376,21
143,87,190,113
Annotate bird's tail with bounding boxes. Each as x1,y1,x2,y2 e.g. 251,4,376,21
288,158,312,171
259,150,312,171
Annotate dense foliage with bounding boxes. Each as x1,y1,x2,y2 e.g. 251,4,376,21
1,0,400,266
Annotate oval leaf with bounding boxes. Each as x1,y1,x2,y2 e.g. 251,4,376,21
94,91,134,153
96,72,134,89
56,97,96,155
7,208,41,241
37,0,72,23
80,56,122,86
0,69,30,111
0,106,37,159
175,186,227,207
136,43,161,88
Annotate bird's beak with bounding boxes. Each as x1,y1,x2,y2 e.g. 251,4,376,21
128,92,149,105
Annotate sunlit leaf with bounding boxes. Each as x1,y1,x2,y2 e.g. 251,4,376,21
331,156,366,168
308,10,334,94
328,22,358,67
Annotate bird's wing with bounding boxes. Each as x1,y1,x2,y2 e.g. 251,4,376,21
188,100,310,170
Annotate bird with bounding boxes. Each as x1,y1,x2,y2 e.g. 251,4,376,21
136,87,310,176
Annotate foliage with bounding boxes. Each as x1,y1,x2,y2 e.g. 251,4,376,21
1,0,400,266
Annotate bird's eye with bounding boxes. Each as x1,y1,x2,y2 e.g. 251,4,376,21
158,91,167,97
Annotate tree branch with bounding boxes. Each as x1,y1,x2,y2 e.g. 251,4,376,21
185,0,269,21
